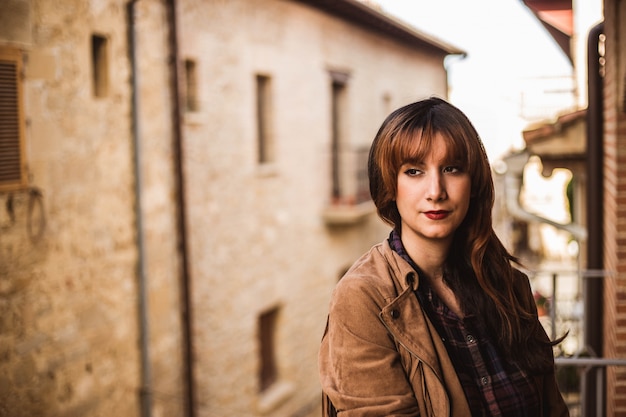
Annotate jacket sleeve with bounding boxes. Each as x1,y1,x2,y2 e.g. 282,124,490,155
318,274,420,416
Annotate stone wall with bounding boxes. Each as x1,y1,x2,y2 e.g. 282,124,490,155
0,1,452,416
0,1,186,416
176,1,449,415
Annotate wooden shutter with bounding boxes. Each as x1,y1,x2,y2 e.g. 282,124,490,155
0,48,26,191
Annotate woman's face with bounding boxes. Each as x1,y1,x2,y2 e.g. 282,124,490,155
395,133,471,251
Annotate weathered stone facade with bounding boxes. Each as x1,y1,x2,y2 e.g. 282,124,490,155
0,1,457,416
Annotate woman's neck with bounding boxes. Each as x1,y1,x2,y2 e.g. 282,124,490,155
407,242,464,316
401,236,450,282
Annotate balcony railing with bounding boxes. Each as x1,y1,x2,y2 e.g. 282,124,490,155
323,146,374,226
529,268,623,417
554,357,626,417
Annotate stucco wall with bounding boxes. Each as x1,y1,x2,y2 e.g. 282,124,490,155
0,1,186,416
175,1,449,415
0,0,451,416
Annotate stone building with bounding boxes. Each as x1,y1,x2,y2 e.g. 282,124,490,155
0,0,461,416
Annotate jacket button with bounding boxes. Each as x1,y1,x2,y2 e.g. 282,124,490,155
406,273,415,286
390,309,400,319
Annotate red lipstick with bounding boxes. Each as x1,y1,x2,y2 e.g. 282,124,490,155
424,210,449,220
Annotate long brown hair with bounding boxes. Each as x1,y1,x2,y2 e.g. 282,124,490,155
368,97,556,372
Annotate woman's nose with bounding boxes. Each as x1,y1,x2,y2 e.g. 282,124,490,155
426,174,446,201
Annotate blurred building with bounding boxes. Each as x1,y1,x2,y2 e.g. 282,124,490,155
496,0,626,416
0,1,462,416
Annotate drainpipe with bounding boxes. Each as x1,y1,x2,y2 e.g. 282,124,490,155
165,1,196,416
583,20,605,417
127,2,152,417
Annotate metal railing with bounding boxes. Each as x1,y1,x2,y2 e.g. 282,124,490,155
330,146,370,205
528,268,624,416
554,357,626,417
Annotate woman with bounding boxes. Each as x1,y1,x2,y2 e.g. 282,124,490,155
318,97,568,416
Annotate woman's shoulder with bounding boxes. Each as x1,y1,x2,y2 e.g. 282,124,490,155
333,241,411,304
338,243,392,286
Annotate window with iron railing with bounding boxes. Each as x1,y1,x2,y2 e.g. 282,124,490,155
323,69,374,225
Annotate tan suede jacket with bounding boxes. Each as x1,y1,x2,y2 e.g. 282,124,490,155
318,239,569,417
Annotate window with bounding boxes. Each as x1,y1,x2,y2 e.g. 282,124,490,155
330,71,349,203
0,47,26,191
256,74,274,164
183,59,199,112
91,34,109,98
321,70,376,225
258,306,279,392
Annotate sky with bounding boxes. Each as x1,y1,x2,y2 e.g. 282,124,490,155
374,0,576,161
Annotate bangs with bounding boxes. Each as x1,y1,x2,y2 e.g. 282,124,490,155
390,124,470,169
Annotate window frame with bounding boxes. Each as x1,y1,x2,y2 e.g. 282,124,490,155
329,70,350,203
255,73,275,165
91,33,109,98
258,306,279,392
183,58,199,113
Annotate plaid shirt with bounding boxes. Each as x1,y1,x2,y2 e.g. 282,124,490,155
389,230,540,417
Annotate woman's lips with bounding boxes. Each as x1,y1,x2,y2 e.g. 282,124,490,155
424,210,450,220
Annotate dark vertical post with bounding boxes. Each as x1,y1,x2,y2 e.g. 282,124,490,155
165,0,196,416
584,21,604,417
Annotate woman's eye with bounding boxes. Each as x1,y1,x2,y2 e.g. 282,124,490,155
443,166,461,173
404,168,421,176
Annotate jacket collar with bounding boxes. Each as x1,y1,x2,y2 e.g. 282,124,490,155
378,239,444,374
380,238,421,292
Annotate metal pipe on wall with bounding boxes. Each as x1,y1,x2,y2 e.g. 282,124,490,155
165,0,197,415
128,1,195,415
127,2,152,416
583,20,605,417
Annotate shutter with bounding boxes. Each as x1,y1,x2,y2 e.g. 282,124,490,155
0,48,26,190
